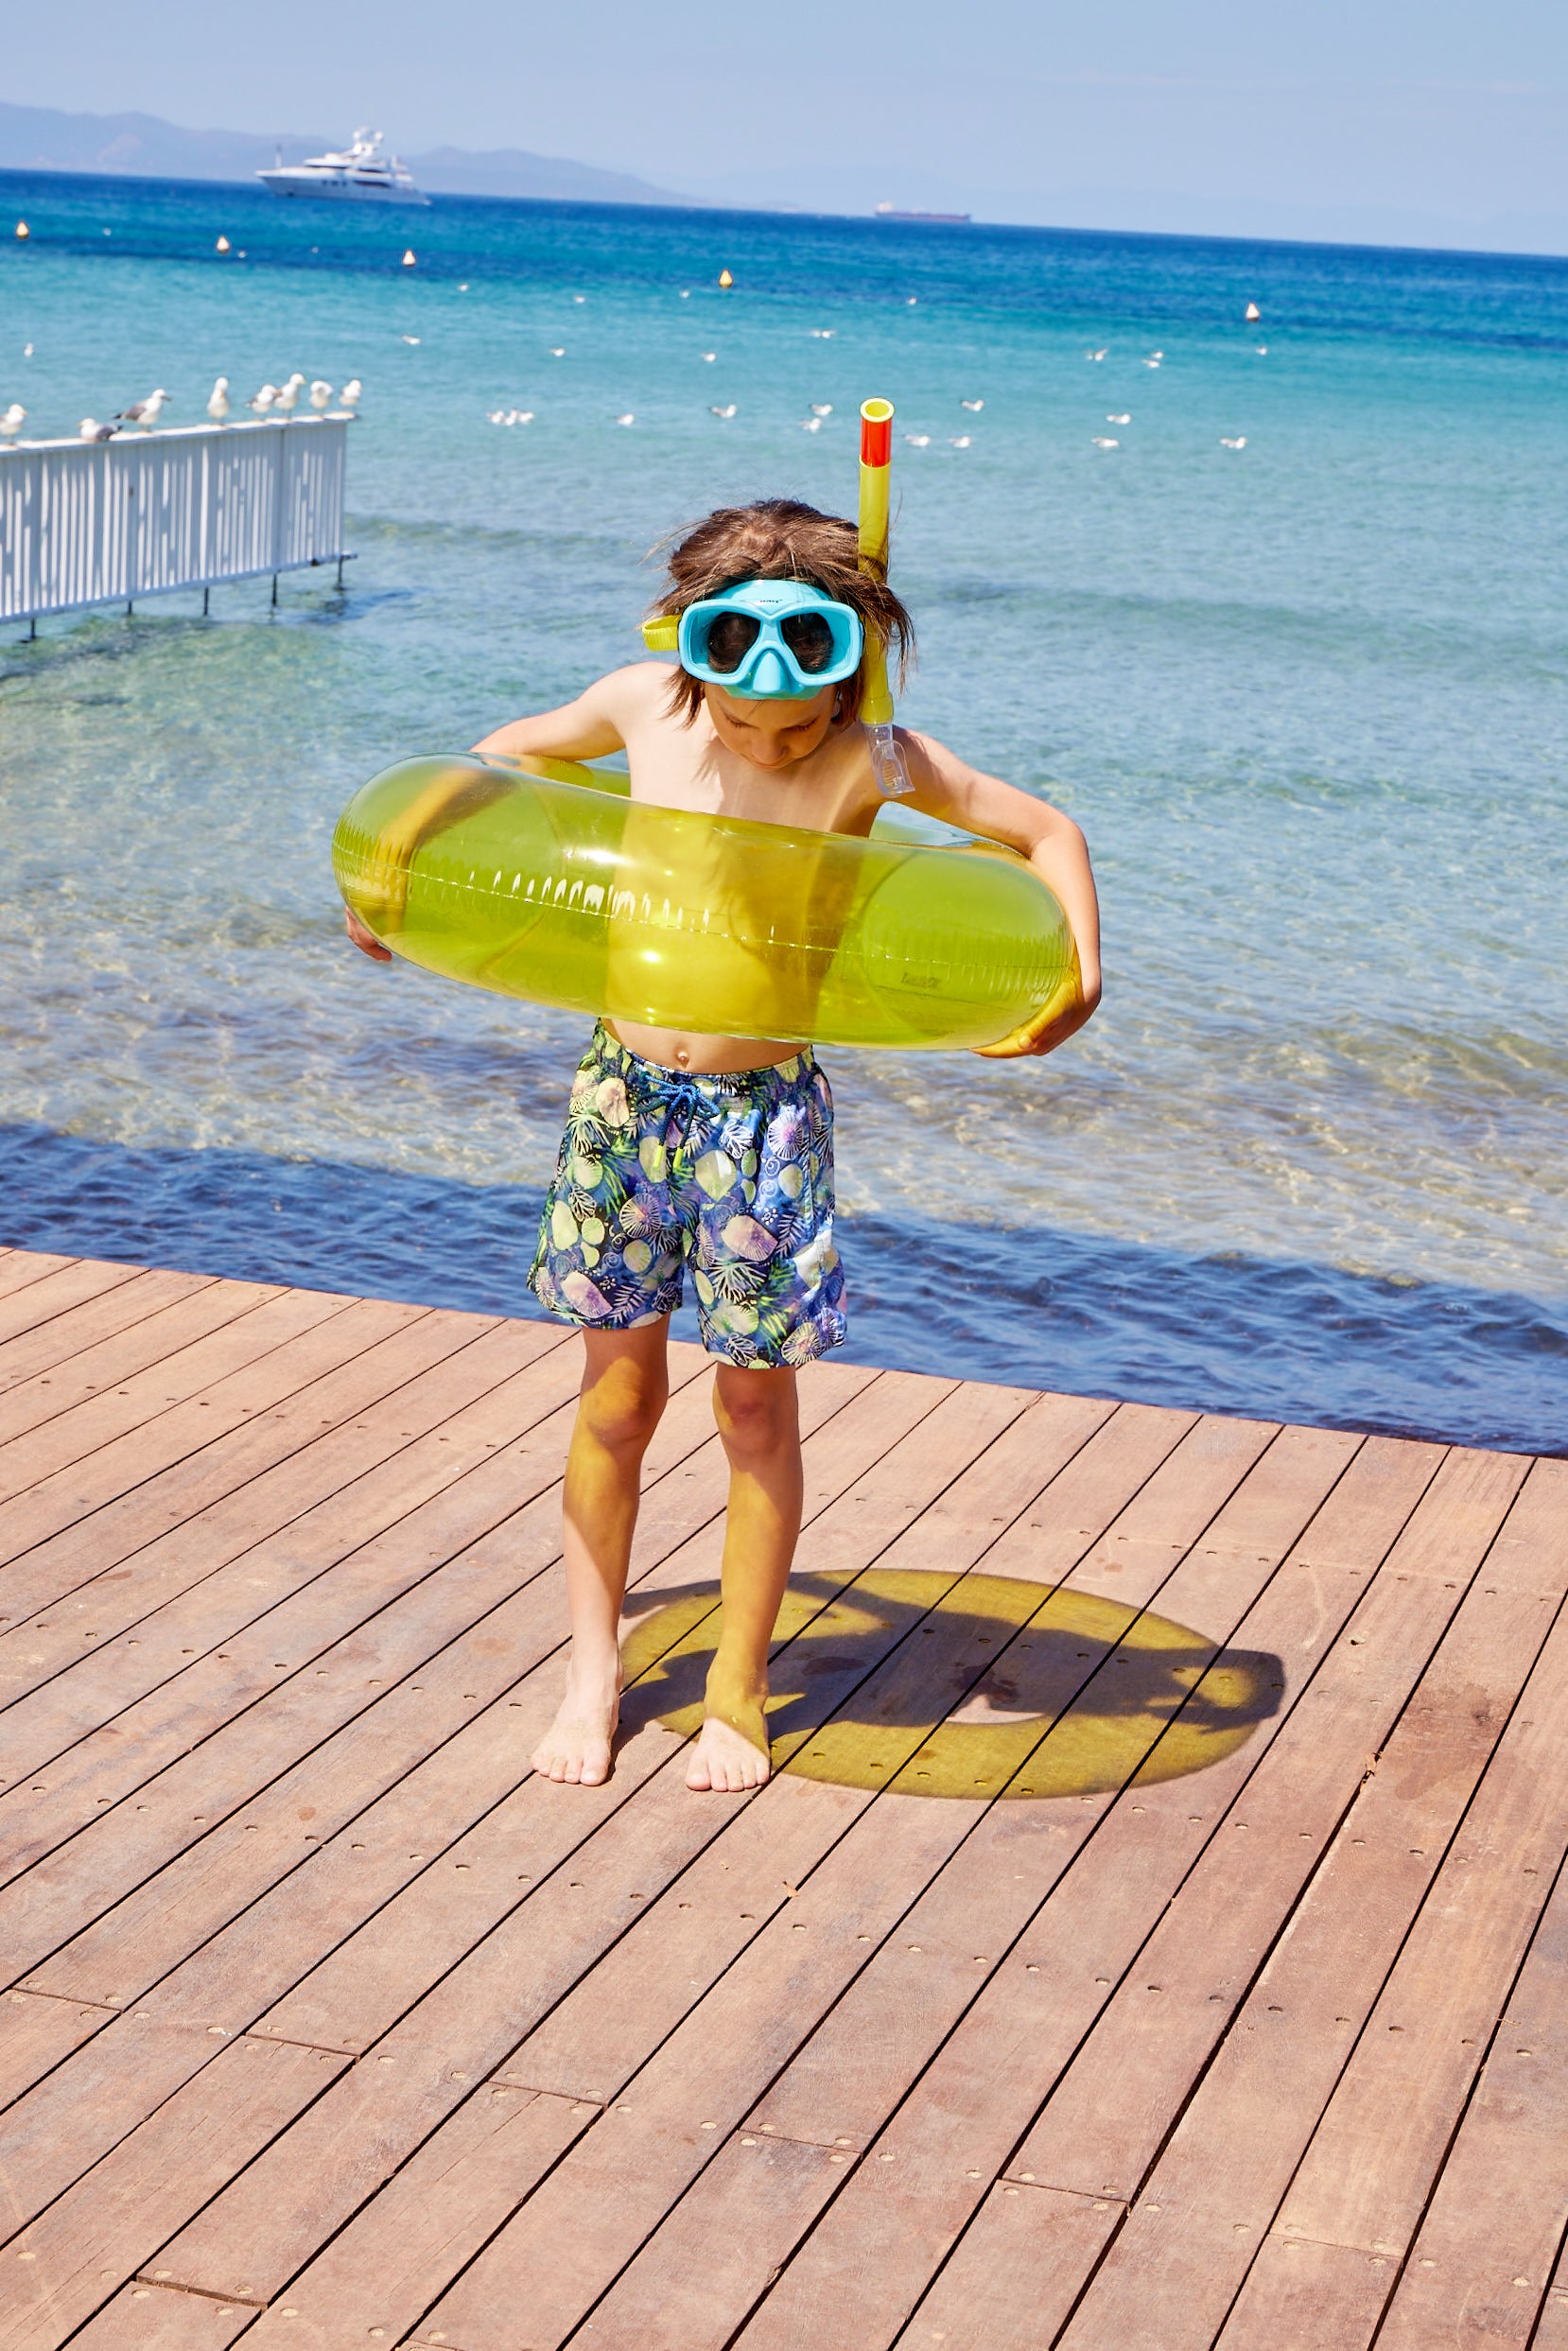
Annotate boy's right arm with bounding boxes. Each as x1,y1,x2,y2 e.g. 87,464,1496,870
344,668,653,963
470,665,654,764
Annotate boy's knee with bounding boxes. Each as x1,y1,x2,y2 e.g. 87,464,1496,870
713,1366,798,1457
582,1354,668,1454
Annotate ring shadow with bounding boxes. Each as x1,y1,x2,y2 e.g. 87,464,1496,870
617,1569,1285,1802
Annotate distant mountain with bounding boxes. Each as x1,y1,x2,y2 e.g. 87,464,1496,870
0,101,696,209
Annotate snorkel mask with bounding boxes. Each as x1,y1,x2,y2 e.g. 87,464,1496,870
642,579,864,700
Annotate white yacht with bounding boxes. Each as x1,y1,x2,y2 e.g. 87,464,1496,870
257,130,429,205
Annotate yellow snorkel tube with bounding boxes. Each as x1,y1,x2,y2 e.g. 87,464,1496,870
858,395,914,795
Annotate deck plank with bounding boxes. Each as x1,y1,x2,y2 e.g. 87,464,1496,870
0,2033,348,2351
63,2283,254,2348
1369,1856,1568,2348
1028,1458,1555,2350
0,1252,1556,2351
408,1412,1270,2349
0,1249,78,1301
745,1436,1461,2351
0,1280,286,1478
0,1289,424,1579
4,1359,728,2001
0,1255,136,1340
0,1320,579,1797
0,1366,883,2227
1216,1460,1568,2346
0,1266,235,1406
17,1357,861,2020
141,1374,1056,2309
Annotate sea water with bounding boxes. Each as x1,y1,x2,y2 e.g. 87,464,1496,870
2,171,1564,1450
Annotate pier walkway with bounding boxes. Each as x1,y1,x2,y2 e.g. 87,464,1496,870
0,1244,1562,2349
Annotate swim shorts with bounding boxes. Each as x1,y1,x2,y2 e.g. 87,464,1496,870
529,1023,846,1368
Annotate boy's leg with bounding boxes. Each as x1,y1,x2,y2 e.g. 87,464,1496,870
688,1362,803,1794
532,1318,671,1785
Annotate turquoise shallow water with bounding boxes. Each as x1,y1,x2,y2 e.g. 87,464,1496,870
2,171,1565,1448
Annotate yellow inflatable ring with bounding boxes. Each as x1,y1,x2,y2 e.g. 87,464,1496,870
332,753,1079,1053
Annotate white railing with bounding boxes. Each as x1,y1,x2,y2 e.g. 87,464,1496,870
0,416,354,625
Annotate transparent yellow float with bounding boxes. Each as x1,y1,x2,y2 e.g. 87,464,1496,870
331,752,1079,1053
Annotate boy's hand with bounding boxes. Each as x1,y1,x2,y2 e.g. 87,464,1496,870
344,905,393,963
972,967,1101,1059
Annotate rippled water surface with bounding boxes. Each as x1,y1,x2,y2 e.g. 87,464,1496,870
2,172,1565,1448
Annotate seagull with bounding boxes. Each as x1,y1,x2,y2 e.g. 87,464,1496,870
614,412,635,426
0,403,25,441
549,347,566,358
247,383,278,417
78,417,118,442
340,380,362,409
903,432,931,446
950,434,971,448
960,398,984,411
701,352,717,362
810,403,832,417
512,410,533,425
1142,357,1162,370
1256,344,1268,356
117,388,169,428
1092,435,1120,448
399,335,421,346
1220,436,1247,449
810,328,835,339
709,403,738,419
274,373,305,417
308,379,333,412
207,376,231,424
487,409,506,425
23,343,34,357
573,294,585,304
801,416,823,432
1106,412,1131,425
1087,348,1107,360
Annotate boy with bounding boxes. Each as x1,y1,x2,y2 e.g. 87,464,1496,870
345,497,1100,1795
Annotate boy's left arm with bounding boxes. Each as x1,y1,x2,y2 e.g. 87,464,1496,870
900,732,1102,1058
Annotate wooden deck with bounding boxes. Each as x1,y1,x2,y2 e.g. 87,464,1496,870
0,1245,1563,2351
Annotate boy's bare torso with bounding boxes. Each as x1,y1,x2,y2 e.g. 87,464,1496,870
605,663,883,1074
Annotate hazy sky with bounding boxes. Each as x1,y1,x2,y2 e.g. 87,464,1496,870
8,0,1567,235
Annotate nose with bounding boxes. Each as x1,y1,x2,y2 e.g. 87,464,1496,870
749,648,790,695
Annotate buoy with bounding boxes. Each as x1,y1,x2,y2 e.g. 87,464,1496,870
15,221,28,240
718,268,733,287
216,235,231,254
1245,300,1261,322
402,249,417,268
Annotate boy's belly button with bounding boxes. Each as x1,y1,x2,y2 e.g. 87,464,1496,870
673,1045,691,1069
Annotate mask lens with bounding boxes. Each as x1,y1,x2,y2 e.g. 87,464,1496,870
701,611,761,674
779,611,838,673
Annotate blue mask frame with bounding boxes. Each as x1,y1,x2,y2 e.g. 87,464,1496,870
673,579,864,699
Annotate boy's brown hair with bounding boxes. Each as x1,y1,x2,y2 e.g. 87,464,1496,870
649,497,915,727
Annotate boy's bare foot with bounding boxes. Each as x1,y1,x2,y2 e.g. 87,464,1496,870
531,1658,621,1785
687,1698,771,1793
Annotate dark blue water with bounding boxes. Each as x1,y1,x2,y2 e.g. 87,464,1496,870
3,171,1565,1452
